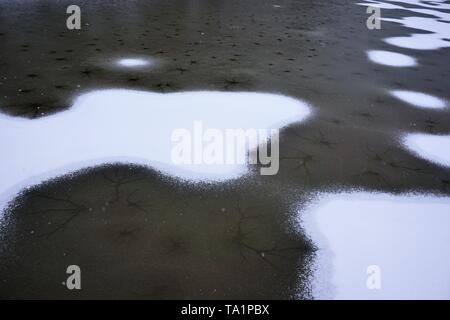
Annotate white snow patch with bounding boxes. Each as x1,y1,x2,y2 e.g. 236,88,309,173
384,26,450,51
403,133,450,167
358,1,450,50
0,89,311,216
366,50,417,67
300,192,450,299
358,0,450,11
390,90,447,109
117,58,152,67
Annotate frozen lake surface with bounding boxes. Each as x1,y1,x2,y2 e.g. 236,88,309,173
0,0,449,299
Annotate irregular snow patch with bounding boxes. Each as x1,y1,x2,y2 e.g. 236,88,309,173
300,192,450,299
366,50,417,67
390,90,447,109
384,32,450,51
0,89,311,216
358,1,450,50
358,0,450,11
403,133,450,167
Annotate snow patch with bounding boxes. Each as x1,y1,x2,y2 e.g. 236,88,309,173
367,50,417,67
117,58,152,67
390,90,447,109
0,89,311,216
300,192,450,299
403,133,450,168
358,0,450,50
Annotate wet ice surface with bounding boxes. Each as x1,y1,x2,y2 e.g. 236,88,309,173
0,89,311,217
403,133,450,168
366,50,417,67
301,192,450,299
0,167,313,299
390,90,447,109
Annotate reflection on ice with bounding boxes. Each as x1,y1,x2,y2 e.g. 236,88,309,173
300,192,450,299
366,50,416,67
0,89,311,216
390,90,447,109
403,133,450,168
